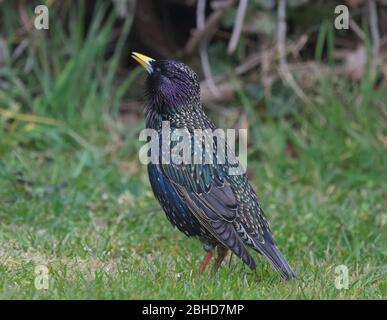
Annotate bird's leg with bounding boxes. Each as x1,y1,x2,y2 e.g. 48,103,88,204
198,250,213,274
211,247,228,273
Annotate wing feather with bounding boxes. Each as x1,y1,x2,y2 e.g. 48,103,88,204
158,163,256,269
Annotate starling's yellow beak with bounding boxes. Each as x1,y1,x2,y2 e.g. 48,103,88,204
131,52,155,74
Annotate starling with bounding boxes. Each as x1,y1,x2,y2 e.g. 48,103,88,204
132,52,296,280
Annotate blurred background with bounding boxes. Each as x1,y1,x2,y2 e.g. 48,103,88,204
0,0,386,299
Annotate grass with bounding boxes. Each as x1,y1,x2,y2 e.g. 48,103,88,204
0,81,386,299
0,2,386,299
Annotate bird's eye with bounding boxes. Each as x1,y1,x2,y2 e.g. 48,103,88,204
155,67,161,73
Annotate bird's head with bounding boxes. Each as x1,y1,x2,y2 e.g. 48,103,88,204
131,52,201,113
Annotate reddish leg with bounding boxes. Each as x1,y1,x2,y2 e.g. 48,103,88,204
198,251,213,274
211,248,228,273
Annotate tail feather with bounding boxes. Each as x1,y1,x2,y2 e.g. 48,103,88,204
254,242,296,280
